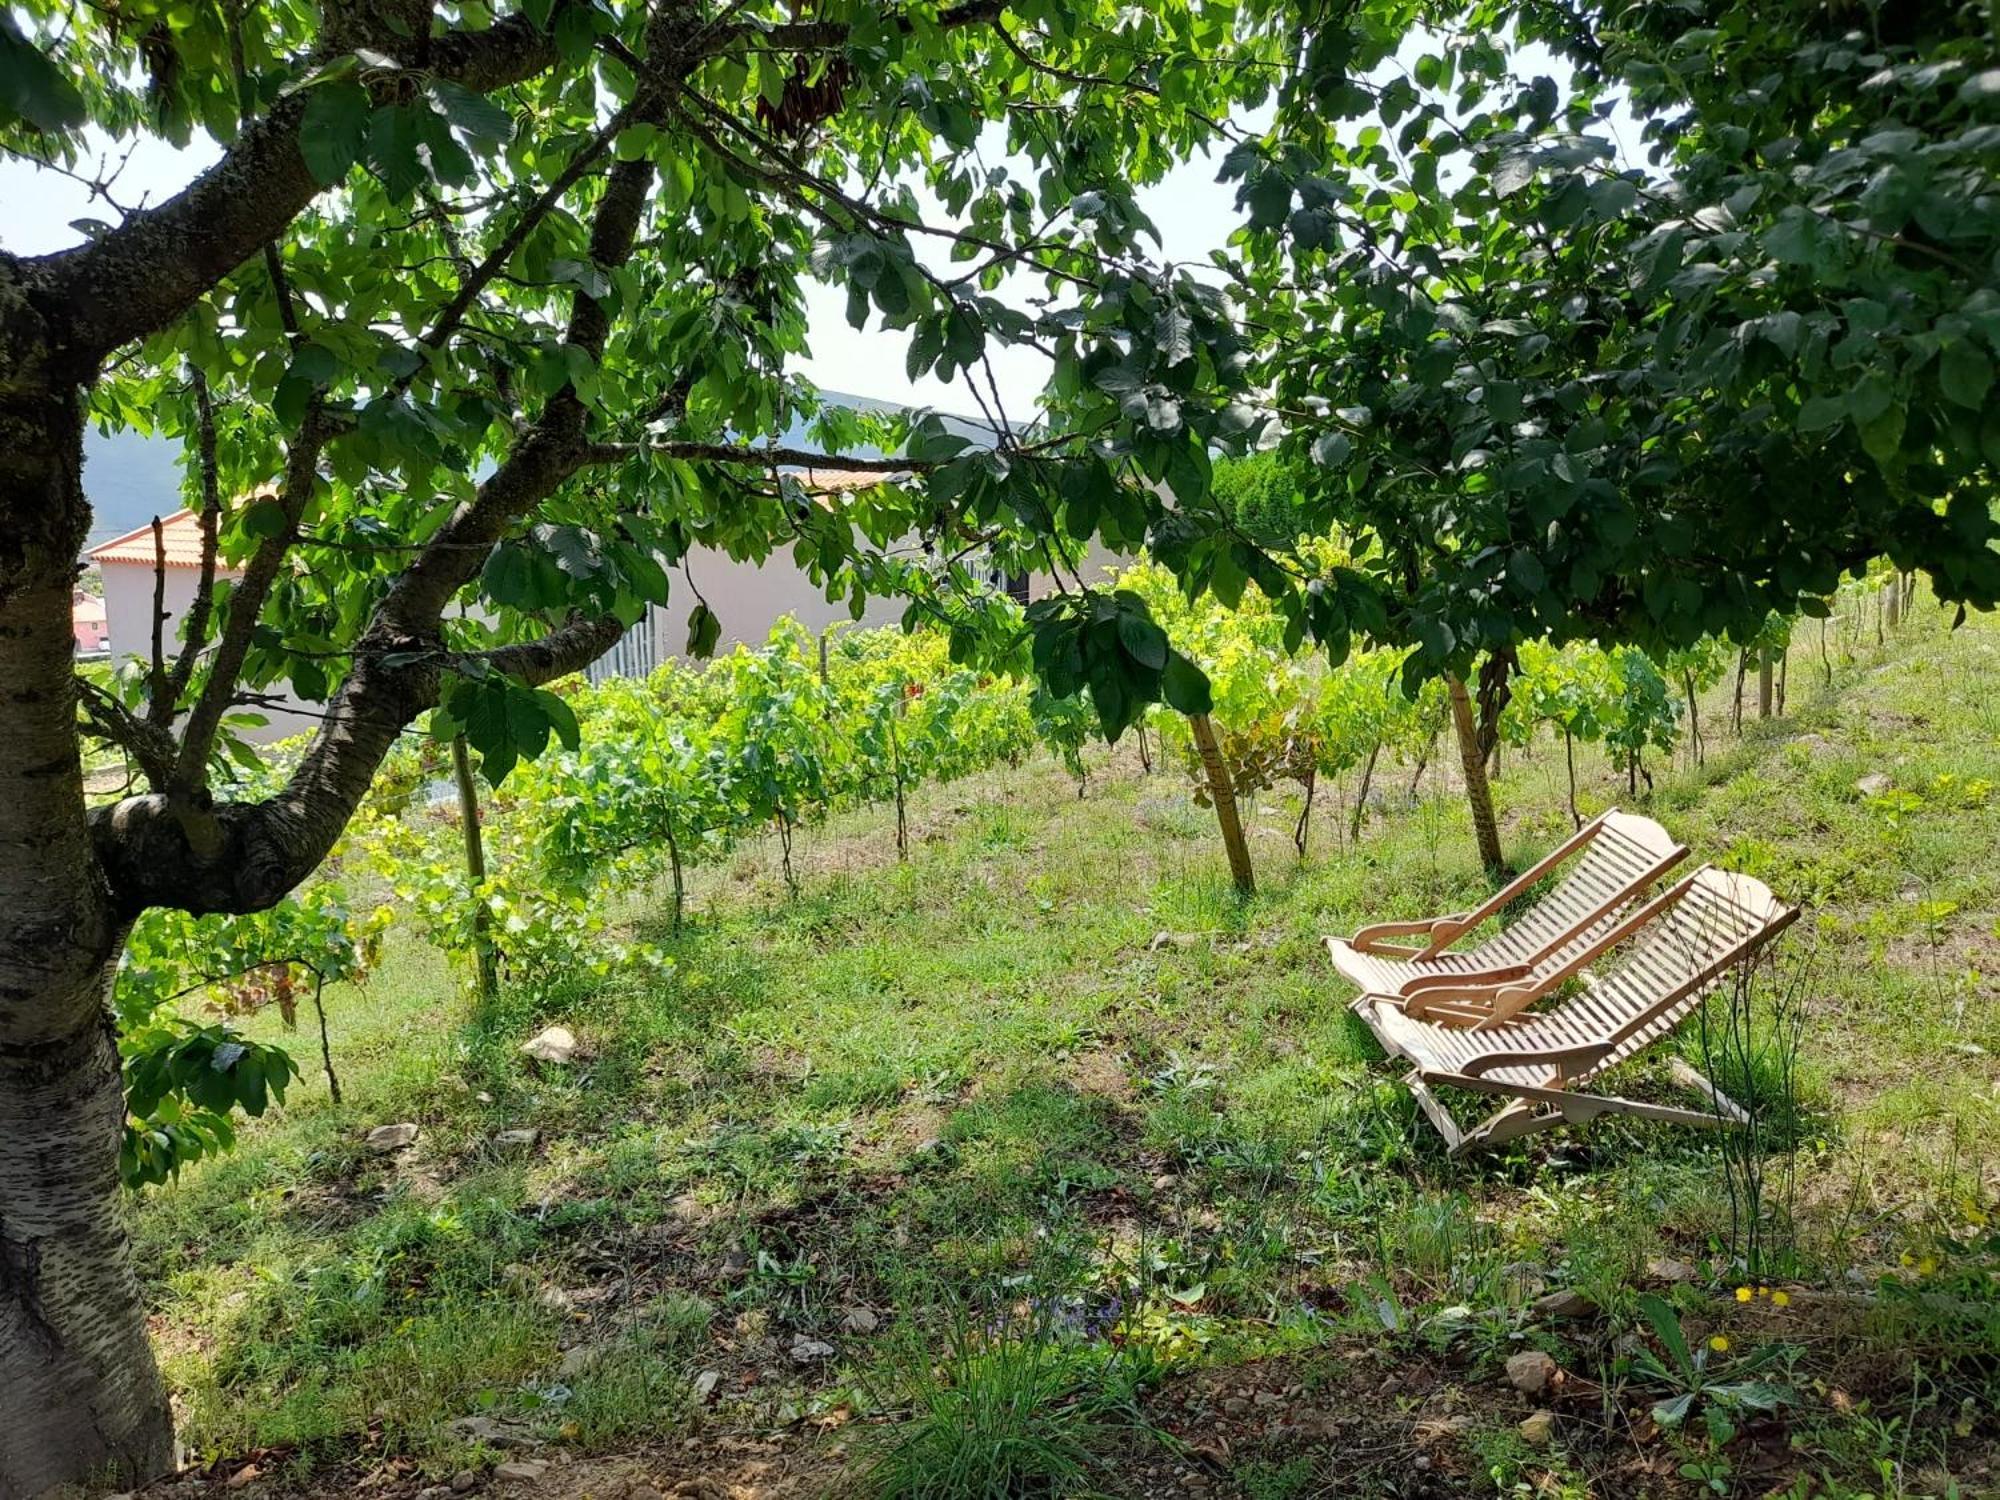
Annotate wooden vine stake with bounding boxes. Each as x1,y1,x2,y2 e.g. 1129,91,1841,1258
1187,712,1255,896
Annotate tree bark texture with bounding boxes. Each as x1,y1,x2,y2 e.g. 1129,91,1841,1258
1446,673,1507,873
1187,712,1255,896
0,400,175,1493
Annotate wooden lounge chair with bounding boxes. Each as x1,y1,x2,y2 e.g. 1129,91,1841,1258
1325,809,1687,1011
1350,867,1796,1155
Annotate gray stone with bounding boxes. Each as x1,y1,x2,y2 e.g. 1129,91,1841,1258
1855,772,1893,797
691,1368,722,1401
1531,1288,1598,1321
521,1026,577,1065
447,1415,539,1450
1519,1410,1556,1447
493,1460,548,1482
450,1472,478,1493
838,1307,880,1334
364,1122,418,1152
789,1336,837,1364
494,1129,540,1150
1505,1349,1559,1398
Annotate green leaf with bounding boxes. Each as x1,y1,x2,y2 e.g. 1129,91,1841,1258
1637,1293,1694,1380
1939,341,1994,410
0,15,86,134
1160,650,1212,715
1310,431,1353,468
539,689,581,751
1651,1392,1696,1429
241,498,289,540
430,79,513,148
1116,608,1169,670
686,602,721,659
1797,393,1847,432
367,103,430,204
299,79,370,186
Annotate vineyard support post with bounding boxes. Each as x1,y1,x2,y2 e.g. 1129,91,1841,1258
451,735,501,1008
888,712,908,861
1352,740,1384,848
1446,673,1507,874
1564,726,1581,828
1681,668,1704,768
1188,712,1255,896
664,811,685,934
1757,648,1774,718
1293,763,1316,860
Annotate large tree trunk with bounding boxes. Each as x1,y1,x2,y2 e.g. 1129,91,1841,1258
0,395,176,1494
1446,673,1507,874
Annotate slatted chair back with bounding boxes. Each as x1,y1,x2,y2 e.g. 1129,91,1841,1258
1421,809,1686,968
1461,869,1795,1090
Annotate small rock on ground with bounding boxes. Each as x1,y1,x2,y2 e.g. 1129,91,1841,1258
493,1460,549,1482
1531,1288,1597,1320
1855,772,1893,796
521,1026,577,1064
1505,1349,1559,1398
838,1307,880,1334
364,1122,418,1152
1646,1255,1698,1284
1520,1409,1556,1446
494,1128,539,1150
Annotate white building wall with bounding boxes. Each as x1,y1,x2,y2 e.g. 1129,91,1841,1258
96,561,319,743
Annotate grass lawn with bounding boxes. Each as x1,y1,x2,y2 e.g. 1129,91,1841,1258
136,601,1999,1500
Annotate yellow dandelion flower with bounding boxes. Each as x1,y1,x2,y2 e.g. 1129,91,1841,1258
1771,1291,1791,1308
1757,1286,1771,1299
1900,1251,1916,1267
1736,1286,1753,1303
1917,1255,1939,1277
1709,1335,1730,1352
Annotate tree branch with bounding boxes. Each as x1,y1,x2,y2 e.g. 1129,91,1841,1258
169,407,330,793
153,366,223,725
24,12,570,371
77,677,179,791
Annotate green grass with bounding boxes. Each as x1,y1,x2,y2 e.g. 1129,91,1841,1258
137,601,2000,1493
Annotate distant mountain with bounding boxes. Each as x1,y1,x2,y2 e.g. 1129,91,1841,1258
77,388,988,549
82,428,187,546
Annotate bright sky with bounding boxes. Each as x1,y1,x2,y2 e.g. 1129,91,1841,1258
0,38,1626,426
0,126,1249,421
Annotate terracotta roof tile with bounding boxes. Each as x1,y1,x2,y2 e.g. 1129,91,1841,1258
87,509,209,567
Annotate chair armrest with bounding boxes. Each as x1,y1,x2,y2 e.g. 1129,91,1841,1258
1403,980,1541,1025
1458,1039,1613,1081
1349,913,1473,956
1399,963,1532,995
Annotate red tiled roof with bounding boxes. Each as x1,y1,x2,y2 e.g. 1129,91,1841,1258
87,509,208,567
